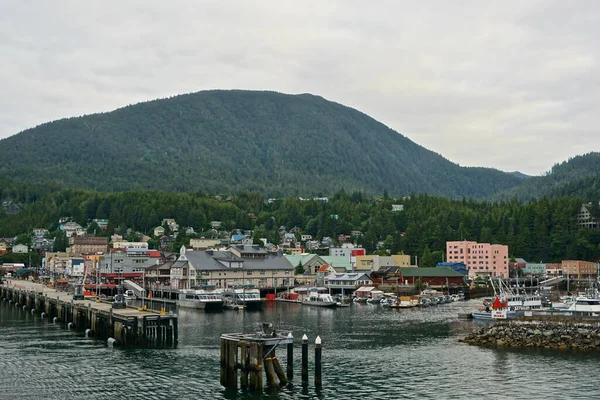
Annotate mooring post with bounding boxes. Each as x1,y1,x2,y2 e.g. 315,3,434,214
228,340,238,388
286,332,294,381
315,336,322,387
302,334,308,382
220,338,227,387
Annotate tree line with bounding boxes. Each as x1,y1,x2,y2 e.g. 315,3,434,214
1,186,599,265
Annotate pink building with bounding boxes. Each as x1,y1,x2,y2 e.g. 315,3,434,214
446,240,509,279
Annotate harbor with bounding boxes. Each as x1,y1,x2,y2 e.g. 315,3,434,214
4,292,600,399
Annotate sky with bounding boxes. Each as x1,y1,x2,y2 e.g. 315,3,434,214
1,1,598,176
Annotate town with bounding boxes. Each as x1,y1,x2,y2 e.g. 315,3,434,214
2,203,598,301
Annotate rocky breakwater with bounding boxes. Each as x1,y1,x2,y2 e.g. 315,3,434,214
460,321,600,351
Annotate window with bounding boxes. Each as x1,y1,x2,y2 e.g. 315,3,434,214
247,271,253,276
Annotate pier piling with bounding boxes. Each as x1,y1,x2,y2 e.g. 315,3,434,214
286,332,294,381
302,334,308,383
315,336,322,387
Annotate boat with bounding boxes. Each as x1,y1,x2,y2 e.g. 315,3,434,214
303,288,337,308
563,289,600,312
390,295,419,308
177,285,224,311
219,284,264,311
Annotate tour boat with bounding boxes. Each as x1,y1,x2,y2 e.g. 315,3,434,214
219,285,264,311
178,286,223,311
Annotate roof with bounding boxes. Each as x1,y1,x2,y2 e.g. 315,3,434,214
355,286,376,292
285,254,321,267
325,272,371,282
231,234,245,241
317,264,331,273
320,256,352,271
400,267,464,278
184,249,294,271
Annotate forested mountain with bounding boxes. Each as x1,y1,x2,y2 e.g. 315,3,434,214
1,185,599,264
0,90,523,198
496,153,600,200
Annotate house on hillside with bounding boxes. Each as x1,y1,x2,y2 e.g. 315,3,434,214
12,243,28,254
153,226,165,237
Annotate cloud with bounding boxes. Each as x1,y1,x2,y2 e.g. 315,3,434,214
0,0,598,175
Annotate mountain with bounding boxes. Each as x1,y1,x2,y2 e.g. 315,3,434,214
0,90,523,198
496,152,600,200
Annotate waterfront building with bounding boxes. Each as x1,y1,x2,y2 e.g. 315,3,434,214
523,263,546,277
354,254,411,272
436,262,468,276
103,248,161,274
446,240,509,279
545,263,562,277
397,267,465,287
171,245,294,290
561,260,598,279
325,272,372,294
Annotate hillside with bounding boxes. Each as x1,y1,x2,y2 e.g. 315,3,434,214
496,152,600,200
0,90,522,198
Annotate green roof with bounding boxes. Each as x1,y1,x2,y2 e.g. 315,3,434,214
320,256,353,271
400,267,464,278
284,254,320,267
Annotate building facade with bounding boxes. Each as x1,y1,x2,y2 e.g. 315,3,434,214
446,240,509,279
68,236,109,254
561,260,598,279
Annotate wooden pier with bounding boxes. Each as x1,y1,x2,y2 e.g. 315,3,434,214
0,280,177,347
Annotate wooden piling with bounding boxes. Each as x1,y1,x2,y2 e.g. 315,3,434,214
220,338,227,387
256,341,263,389
240,341,248,389
227,340,237,388
273,355,287,385
264,345,278,387
249,342,257,389
302,334,309,382
286,332,294,381
315,336,322,387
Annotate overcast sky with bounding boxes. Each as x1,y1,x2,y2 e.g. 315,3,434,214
1,1,598,176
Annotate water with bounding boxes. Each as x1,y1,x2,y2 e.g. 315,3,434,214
1,299,599,399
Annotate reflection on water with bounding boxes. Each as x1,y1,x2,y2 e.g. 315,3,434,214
0,299,599,399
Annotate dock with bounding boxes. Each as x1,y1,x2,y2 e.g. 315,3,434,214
0,279,177,347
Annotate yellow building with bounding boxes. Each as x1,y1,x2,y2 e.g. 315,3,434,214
354,254,412,271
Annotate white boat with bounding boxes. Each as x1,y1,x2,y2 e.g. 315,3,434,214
219,285,264,310
178,286,223,311
303,288,337,308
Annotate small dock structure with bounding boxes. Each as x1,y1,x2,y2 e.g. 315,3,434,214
0,280,177,347
220,323,323,390
220,323,294,390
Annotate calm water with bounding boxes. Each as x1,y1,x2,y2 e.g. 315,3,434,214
0,299,599,399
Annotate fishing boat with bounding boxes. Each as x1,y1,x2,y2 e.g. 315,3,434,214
303,288,337,308
178,285,223,311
